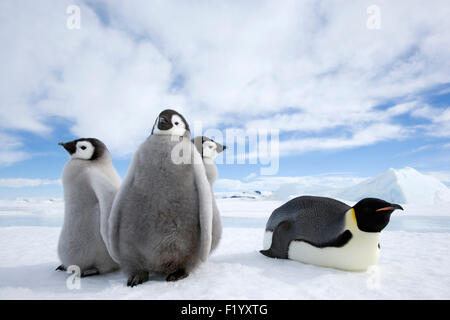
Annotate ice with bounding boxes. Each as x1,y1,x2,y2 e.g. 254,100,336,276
273,167,450,205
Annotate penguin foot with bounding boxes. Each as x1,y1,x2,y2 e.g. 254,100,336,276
127,271,149,287
55,264,66,272
80,268,100,278
166,269,188,282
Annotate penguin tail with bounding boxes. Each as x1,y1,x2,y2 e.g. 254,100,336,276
260,249,276,258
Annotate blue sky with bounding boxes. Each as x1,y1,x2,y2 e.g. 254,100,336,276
1,0,450,198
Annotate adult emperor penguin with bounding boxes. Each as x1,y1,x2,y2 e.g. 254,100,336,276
192,136,226,252
109,109,213,286
57,138,121,276
260,196,403,271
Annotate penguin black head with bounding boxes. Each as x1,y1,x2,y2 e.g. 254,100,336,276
191,136,227,159
151,109,190,137
58,138,107,161
352,198,403,233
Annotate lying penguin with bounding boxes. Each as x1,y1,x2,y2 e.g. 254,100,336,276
260,196,403,271
192,136,226,252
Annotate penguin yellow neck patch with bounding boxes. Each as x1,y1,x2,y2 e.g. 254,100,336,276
351,208,357,225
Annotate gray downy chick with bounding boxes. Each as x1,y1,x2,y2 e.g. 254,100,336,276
192,136,226,252
57,138,121,277
108,109,213,287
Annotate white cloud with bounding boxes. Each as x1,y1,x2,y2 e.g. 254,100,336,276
0,133,29,166
278,123,408,155
0,178,61,188
1,0,450,163
411,105,450,138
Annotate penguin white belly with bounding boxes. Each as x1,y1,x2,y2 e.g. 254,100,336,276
287,231,380,271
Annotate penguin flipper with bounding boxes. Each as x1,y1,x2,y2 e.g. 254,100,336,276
89,170,120,255
192,144,214,262
295,230,353,248
260,221,293,259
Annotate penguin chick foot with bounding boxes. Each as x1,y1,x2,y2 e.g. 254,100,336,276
80,268,100,278
127,271,149,287
55,264,66,272
166,269,188,282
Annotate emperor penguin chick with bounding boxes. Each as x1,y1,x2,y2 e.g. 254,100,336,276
192,136,226,252
109,109,214,287
57,138,121,276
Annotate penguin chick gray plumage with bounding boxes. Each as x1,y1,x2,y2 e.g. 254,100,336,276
109,109,213,287
57,138,121,276
192,136,226,252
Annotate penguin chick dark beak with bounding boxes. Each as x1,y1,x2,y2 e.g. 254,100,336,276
159,116,169,125
58,141,76,154
376,204,404,212
222,145,227,150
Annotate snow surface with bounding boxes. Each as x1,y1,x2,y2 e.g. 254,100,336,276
0,226,449,299
0,199,449,299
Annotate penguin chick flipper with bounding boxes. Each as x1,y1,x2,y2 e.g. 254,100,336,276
80,267,100,278
127,270,149,287
55,264,66,272
166,269,188,282
261,220,293,259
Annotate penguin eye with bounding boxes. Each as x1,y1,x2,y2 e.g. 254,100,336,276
80,146,87,150
174,122,179,126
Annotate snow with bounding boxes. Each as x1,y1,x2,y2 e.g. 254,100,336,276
273,167,450,205
217,199,281,218
0,226,449,299
0,198,449,299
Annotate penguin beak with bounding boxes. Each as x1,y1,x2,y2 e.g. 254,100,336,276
58,141,76,155
159,116,169,125
376,204,404,212
222,145,227,150
157,115,172,131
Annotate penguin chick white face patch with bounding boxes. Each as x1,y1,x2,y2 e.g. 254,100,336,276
202,140,218,159
72,141,95,160
153,114,187,137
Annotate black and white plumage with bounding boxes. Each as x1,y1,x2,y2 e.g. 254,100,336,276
261,196,403,271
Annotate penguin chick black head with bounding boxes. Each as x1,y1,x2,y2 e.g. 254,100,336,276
352,198,403,233
151,109,190,137
191,136,226,159
58,138,107,161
